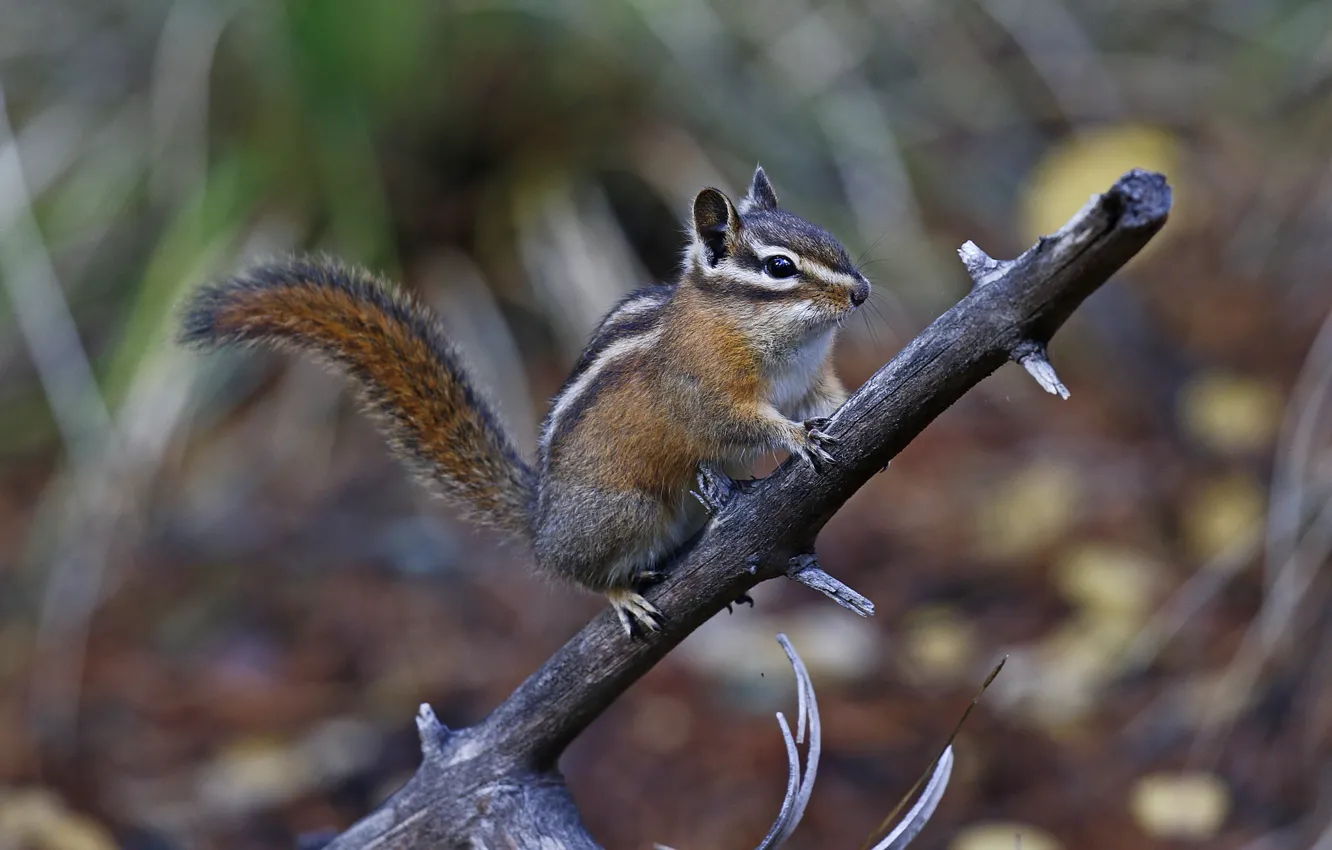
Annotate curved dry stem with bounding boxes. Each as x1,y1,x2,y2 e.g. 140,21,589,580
753,634,823,850
755,712,803,850
869,746,955,850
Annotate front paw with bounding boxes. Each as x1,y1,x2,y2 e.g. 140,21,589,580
794,417,838,473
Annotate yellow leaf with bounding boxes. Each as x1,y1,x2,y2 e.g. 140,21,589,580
1022,125,1183,254
976,461,1080,559
1054,543,1160,619
1131,772,1230,839
951,822,1062,850
0,789,116,850
1179,373,1282,455
1183,474,1266,560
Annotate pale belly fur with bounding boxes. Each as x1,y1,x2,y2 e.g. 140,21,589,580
764,328,833,415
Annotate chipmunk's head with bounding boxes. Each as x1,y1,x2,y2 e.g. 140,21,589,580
684,166,870,343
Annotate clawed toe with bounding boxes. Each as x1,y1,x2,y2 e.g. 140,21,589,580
807,428,839,446
804,417,840,445
607,590,665,639
799,418,840,472
796,443,837,473
725,592,755,614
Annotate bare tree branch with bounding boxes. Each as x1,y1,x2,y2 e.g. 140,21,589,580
316,169,1172,850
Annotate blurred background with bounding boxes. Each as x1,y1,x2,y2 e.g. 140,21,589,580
1,0,1331,848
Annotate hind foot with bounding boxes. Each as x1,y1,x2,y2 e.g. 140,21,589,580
606,589,665,638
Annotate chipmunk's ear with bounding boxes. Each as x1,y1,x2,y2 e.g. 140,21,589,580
744,165,779,211
692,187,742,265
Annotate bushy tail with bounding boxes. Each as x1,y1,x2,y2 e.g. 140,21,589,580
180,256,536,537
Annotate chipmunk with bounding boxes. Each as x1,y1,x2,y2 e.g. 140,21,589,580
180,166,869,636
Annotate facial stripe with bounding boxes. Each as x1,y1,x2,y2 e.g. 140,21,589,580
542,326,664,450
714,258,803,291
747,241,805,279
800,261,864,289
708,254,863,293
741,237,863,283
750,243,797,262
694,276,811,302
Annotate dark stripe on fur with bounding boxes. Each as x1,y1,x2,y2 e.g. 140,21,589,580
543,356,639,462
565,287,670,384
538,286,671,451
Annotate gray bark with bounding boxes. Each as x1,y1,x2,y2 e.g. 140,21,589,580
319,169,1173,849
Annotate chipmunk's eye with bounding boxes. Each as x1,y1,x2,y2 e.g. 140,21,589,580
762,255,797,279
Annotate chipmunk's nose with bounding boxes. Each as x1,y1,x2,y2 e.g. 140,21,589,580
850,280,870,306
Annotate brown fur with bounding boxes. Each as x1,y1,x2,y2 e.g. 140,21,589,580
180,258,535,537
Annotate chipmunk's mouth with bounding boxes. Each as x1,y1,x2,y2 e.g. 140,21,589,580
832,296,867,319
784,294,865,333
800,310,852,336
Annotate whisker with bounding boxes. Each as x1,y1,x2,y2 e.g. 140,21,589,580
856,258,894,272
854,230,890,268
860,309,882,353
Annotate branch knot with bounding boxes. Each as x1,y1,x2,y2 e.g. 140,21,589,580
957,240,1010,287
417,704,450,760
